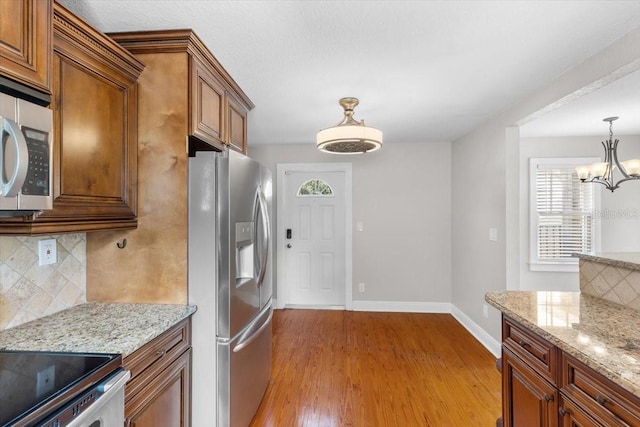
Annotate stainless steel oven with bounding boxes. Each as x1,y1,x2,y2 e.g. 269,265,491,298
0,351,129,427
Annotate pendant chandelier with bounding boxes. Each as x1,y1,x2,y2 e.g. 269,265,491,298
316,97,382,154
576,117,640,192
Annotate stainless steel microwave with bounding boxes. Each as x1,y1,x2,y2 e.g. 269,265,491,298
0,93,53,215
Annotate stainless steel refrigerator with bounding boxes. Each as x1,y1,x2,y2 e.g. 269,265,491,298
188,149,273,427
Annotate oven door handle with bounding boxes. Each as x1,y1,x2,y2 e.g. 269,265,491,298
98,369,130,392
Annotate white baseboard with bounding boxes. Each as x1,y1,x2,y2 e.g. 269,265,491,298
352,300,452,313
451,304,501,358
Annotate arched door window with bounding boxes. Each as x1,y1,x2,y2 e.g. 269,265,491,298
297,179,334,196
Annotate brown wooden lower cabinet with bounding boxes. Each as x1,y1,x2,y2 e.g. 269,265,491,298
503,347,558,427
125,349,191,427
501,315,640,427
123,319,192,427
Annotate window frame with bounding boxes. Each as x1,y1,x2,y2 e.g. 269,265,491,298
296,178,335,197
528,157,601,272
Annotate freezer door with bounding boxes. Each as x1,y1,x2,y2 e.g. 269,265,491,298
219,150,273,339
218,303,272,427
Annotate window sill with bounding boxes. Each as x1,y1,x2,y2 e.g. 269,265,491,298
528,262,579,273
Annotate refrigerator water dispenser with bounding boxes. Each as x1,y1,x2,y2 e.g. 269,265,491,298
235,222,255,284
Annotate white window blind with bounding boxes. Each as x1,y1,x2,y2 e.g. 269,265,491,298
529,158,600,272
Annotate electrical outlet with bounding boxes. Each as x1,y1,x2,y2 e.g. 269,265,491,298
483,304,489,318
358,282,365,293
38,238,57,266
36,365,56,397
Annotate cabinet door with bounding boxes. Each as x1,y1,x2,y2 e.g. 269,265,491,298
126,349,191,427
0,0,52,94
503,348,558,427
227,95,247,154
191,58,226,149
40,3,140,232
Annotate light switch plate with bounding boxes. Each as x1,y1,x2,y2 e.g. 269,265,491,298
38,238,57,266
489,228,498,242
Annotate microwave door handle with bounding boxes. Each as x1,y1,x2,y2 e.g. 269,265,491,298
1,118,29,197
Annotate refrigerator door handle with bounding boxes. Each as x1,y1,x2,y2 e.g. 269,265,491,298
254,188,271,289
233,307,273,353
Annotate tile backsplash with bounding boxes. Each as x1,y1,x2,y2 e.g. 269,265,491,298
0,234,86,330
579,258,640,310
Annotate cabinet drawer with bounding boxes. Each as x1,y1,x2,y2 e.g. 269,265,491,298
124,318,191,402
125,348,191,427
561,353,640,427
559,394,602,427
503,316,558,385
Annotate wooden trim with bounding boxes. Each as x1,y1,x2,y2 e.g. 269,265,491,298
109,29,253,109
53,2,145,80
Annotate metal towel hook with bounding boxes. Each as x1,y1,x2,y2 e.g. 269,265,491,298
116,239,127,249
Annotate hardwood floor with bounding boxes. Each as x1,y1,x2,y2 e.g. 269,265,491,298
250,310,501,427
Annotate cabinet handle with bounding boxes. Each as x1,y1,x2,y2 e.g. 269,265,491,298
596,395,607,406
156,349,166,357
519,339,528,348
544,394,553,402
559,407,569,416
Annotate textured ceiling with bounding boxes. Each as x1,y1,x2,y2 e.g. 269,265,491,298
57,0,640,146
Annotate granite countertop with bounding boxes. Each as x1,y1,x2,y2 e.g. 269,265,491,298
574,252,640,271
0,303,197,357
486,291,640,399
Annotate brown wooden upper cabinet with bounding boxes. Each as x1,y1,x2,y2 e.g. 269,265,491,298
0,2,144,235
110,29,253,155
0,0,52,96
226,94,248,154
191,60,225,146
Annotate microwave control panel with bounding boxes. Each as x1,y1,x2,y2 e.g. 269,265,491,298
21,126,50,196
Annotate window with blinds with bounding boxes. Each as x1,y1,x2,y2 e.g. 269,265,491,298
529,158,600,272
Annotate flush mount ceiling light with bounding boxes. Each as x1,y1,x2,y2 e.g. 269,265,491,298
576,117,640,192
316,97,383,154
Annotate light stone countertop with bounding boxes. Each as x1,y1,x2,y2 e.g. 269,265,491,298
0,302,197,357
485,291,640,399
574,252,640,271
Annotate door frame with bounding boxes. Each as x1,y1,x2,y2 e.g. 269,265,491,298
275,162,353,310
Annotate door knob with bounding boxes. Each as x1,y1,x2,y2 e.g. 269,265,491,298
287,244,292,248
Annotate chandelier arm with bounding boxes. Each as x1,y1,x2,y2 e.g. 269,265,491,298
611,139,632,179
592,178,619,192
612,176,640,187
601,140,611,163
601,139,617,188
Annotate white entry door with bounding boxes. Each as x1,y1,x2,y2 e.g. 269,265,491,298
277,164,352,308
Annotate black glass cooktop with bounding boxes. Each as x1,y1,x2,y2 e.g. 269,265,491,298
0,350,121,427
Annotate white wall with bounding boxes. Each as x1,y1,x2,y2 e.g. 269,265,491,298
518,135,640,291
249,142,452,307
453,27,640,343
